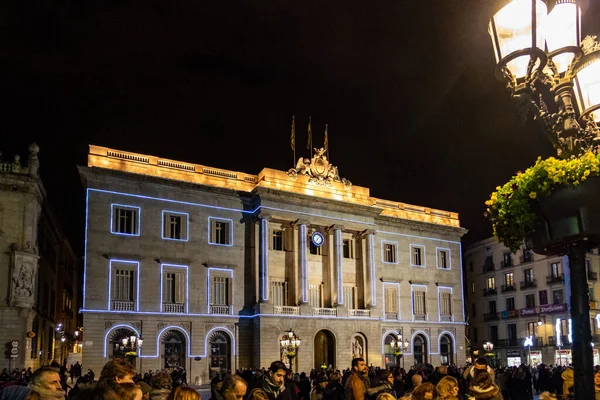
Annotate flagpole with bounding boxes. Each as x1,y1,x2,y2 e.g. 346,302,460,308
325,124,329,160
309,116,313,159
292,116,296,167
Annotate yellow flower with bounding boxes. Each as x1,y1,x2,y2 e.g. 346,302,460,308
529,192,537,199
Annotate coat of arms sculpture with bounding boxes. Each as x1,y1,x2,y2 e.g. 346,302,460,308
287,148,352,188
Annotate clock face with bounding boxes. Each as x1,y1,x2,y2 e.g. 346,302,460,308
312,232,324,247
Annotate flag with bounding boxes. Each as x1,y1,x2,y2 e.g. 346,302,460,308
306,116,312,150
290,116,296,151
324,124,329,150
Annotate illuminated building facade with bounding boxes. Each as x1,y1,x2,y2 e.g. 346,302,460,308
79,145,467,379
465,237,600,367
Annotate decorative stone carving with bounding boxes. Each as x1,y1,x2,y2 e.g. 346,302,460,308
287,148,352,188
28,143,40,177
180,322,191,331
10,250,40,308
105,321,114,329
132,322,141,330
227,324,235,332
157,323,167,330
204,324,213,331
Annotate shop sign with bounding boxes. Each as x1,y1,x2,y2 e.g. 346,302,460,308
539,303,568,314
557,349,572,355
507,350,521,357
521,307,538,316
501,310,519,319
530,351,542,357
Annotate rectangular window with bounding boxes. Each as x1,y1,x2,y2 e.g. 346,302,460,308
413,290,426,317
506,297,515,311
539,290,548,305
471,303,476,317
484,255,494,272
551,262,562,277
343,239,353,259
111,205,140,235
503,252,513,267
553,289,564,305
383,242,397,263
163,271,185,312
343,286,356,308
162,211,188,241
522,249,533,263
486,277,495,289
411,245,424,266
271,281,288,306
384,287,398,319
209,218,232,246
309,240,322,255
528,322,536,337
524,268,533,282
526,294,536,308
211,276,229,306
440,292,452,316
488,300,497,313
508,324,517,344
272,230,283,251
505,273,514,287
590,286,595,302
111,268,135,311
490,325,499,343
308,284,322,308
437,249,450,269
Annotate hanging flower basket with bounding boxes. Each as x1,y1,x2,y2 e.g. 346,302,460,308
486,152,600,254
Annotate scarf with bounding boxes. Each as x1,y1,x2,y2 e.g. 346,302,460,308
28,384,67,399
262,375,286,399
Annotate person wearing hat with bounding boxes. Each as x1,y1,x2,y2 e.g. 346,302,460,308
138,381,152,399
310,374,329,400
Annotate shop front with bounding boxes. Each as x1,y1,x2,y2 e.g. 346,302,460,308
529,350,542,367
555,349,572,366
594,349,600,366
507,349,522,367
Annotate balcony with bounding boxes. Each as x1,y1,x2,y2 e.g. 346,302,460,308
496,338,519,348
501,260,513,269
483,312,499,321
211,305,230,315
414,313,427,321
483,263,495,273
313,308,337,316
501,284,516,293
273,305,300,315
589,271,598,281
546,274,564,284
483,287,497,296
385,312,398,320
520,253,533,264
534,337,544,347
163,303,184,313
520,279,537,290
349,309,371,318
440,313,452,322
111,300,135,311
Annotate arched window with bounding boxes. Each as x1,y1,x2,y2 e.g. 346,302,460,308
209,331,231,378
413,334,428,365
162,330,186,369
440,334,453,365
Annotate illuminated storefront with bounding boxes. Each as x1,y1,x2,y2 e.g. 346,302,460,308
507,349,522,367
530,350,542,367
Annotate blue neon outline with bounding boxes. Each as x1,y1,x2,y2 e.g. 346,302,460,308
377,230,461,244
160,263,189,313
435,247,452,270
381,240,399,264
207,267,234,315
407,330,432,357
335,229,343,304
161,210,190,242
437,286,453,322
208,217,234,246
410,244,426,268
138,325,235,358
108,259,140,311
369,234,376,306
110,203,141,236
103,324,141,358
437,331,457,356
382,281,401,321
83,189,89,308
261,219,269,301
300,224,308,303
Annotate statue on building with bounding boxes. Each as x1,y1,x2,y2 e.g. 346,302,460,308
13,259,34,297
27,142,40,177
287,147,352,188
351,336,364,359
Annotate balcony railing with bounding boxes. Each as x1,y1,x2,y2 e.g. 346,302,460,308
111,300,135,311
385,312,398,320
211,305,230,315
483,312,499,321
520,253,533,264
501,260,513,269
440,314,452,321
589,271,598,281
547,274,564,284
501,284,516,293
483,287,497,296
520,279,537,290
483,263,495,272
163,303,184,313
313,308,337,316
414,313,427,321
349,309,371,317
273,305,300,315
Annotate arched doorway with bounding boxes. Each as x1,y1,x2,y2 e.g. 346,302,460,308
383,334,398,368
413,334,428,365
351,333,367,364
109,328,136,361
440,334,454,365
314,330,335,370
209,331,231,378
161,330,186,369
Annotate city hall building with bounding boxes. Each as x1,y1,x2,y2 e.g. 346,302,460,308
80,145,467,381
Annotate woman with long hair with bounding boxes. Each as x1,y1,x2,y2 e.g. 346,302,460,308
436,376,459,400
166,386,201,400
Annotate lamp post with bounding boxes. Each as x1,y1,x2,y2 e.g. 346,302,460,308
483,341,494,368
524,336,534,366
488,1,600,398
280,329,301,372
118,335,143,364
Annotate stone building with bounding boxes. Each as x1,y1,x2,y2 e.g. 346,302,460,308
79,145,467,380
0,144,81,371
465,237,600,367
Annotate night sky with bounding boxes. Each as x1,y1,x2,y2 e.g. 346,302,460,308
2,0,599,253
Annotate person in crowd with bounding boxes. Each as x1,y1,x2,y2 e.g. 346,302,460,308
247,388,270,400
561,367,574,399
73,385,121,400
412,382,435,400
113,382,143,400
165,386,201,400
310,375,328,400
436,376,459,400
366,370,395,400
221,374,247,400
468,371,502,400
374,394,394,400
251,362,295,400
98,360,137,388
138,381,152,400
344,358,369,400
30,366,67,400
150,372,173,400
595,370,600,400
323,371,344,400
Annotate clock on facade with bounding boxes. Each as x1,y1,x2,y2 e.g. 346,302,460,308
311,232,325,247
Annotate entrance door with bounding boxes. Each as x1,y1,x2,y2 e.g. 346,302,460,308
439,334,453,365
314,330,335,370
413,334,428,365
209,331,231,378
162,330,186,369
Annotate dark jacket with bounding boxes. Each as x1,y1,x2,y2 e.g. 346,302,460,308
469,383,503,400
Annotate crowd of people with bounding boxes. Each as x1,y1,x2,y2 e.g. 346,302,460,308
2,357,600,399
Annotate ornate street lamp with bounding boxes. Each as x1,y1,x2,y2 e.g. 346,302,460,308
390,335,410,369
280,329,301,372
488,2,600,397
120,336,143,363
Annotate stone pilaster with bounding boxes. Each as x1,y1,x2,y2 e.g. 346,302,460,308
292,219,310,304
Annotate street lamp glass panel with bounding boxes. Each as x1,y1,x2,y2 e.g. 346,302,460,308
296,338,301,346
574,57,600,122
489,0,547,79
545,1,580,73
390,339,396,348
137,338,143,347
122,338,128,346
130,336,136,343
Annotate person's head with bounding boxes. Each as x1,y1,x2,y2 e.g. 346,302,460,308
151,372,173,390
30,366,63,394
221,374,247,400
595,371,600,386
246,388,269,400
166,386,201,400
329,371,342,383
268,361,287,387
471,371,493,389
412,382,435,400
99,360,137,386
113,382,143,400
376,393,396,400
351,358,367,375
538,392,557,400
437,365,448,376
411,374,423,387
74,386,121,400
377,370,393,384
436,376,459,399
317,374,329,388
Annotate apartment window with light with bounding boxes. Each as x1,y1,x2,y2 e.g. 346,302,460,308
272,230,283,251
163,271,185,312
506,297,515,311
112,205,139,235
209,219,232,245
486,277,495,289
524,268,533,283
505,272,514,287
111,269,135,311
413,290,426,319
551,262,562,277
553,289,564,305
438,249,449,269
343,239,354,259
411,245,424,266
525,294,535,308
163,212,187,240
383,243,396,263
271,281,288,306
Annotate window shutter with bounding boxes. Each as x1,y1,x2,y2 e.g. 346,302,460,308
163,273,169,304
175,273,185,304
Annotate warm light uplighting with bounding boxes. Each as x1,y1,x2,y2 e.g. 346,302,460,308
489,0,547,79
545,0,580,73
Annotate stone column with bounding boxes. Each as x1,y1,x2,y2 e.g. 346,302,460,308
258,215,271,303
293,219,310,305
328,225,344,307
363,230,377,308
